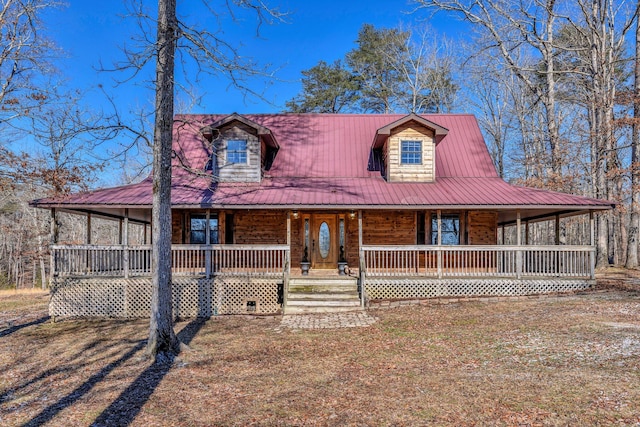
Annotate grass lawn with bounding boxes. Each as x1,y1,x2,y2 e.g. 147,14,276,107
0,287,639,426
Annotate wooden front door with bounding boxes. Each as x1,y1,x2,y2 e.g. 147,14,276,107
311,214,338,269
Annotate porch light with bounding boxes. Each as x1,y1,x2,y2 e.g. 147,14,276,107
292,210,299,219
349,210,356,220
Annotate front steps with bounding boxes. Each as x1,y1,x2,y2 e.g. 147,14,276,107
285,276,361,314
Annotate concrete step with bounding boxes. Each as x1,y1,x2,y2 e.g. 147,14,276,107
284,305,363,314
288,292,359,300
289,276,358,286
285,276,362,314
286,298,360,307
288,284,357,294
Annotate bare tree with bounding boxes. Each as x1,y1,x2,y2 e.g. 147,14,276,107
0,0,59,128
123,0,283,362
627,7,640,268
146,0,180,361
387,25,458,113
415,0,566,177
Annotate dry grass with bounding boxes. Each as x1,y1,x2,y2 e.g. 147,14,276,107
1,286,639,426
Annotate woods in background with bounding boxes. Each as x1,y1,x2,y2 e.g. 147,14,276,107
3,0,640,288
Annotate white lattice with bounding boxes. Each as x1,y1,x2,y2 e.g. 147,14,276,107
50,275,281,318
50,277,126,317
364,277,593,300
215,276,281,315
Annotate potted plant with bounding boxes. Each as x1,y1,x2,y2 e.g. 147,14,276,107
338,245,348,275
300,246,310,275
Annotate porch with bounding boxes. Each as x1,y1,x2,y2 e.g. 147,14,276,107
48,243,596,318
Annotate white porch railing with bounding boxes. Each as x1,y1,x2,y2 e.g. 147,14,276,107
51,244,290,278
361,245,595,279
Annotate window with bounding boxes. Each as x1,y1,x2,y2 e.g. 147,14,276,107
226,139,247,164
431,214,460,245
401,140,422,164
190,214,218,244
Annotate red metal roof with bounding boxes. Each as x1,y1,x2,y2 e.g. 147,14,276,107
32,113,613,211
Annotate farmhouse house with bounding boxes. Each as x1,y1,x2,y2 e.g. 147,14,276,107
32,113,613,317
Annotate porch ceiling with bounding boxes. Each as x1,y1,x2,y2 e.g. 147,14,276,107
55,207,152,224
497,208,597,226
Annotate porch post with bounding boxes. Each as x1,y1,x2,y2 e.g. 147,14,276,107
437,210,442,279
516,210,522,279
123,209,129,279
358,210,365,308
205,209,211,278
50,208,58,285
590,210,596,279
500,224,505,245
86,212,92,245
590,210,595,246
525,221,529,245
286,211,291,274
555,214,561,245
85,212,91,274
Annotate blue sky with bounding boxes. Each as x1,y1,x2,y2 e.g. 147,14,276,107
36,1,468,186
44,0,466,114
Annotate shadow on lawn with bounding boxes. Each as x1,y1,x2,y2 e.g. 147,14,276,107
21,318,207,427
0,316,50,338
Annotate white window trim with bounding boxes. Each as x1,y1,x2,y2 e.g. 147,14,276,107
226,139,249,165
400,139,423,165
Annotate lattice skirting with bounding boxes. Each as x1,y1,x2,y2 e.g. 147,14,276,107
50,275,281,318
364,277,594,300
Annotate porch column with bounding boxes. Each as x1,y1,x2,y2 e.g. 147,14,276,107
86,212,92,245
437,210,442,279
205,209,211,278
525,221,529,245
590,210,595,246
50,208,58,284
286,211,291,274
358,210,365,308
358,210,363,271
50,208,59,245
516,210,522,279
555,214,561,245
590,210,596,279
123,209,129,279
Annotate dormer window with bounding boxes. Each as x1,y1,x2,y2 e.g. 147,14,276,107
401,140,422,164
227,139,247,164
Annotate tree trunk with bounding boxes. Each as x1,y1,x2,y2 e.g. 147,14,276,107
146,0,180,362
626,13,640,268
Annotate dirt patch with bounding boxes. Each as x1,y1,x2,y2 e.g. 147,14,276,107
0,289,639,426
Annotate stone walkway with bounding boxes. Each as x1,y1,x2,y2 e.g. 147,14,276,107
274,312,378,332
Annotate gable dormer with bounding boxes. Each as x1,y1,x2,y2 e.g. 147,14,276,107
201,113,279,183
371,113,448,183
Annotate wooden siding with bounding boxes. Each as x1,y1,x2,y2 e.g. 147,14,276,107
363,211,415,245
215,123,261,183
386,122,435,183
171,210,184,244
291,215,303,269
234,210,287,244
345,216,359,267
467,211,498,245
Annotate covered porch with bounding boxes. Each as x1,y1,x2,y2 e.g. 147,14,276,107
44,205,601,318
